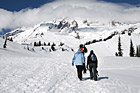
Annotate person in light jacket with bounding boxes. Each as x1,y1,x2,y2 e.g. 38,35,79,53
72,44,85,80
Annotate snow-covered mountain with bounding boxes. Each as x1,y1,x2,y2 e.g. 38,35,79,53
3,18,140,56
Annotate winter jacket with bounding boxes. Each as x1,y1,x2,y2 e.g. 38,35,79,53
72,49,85,66
87,53,98,68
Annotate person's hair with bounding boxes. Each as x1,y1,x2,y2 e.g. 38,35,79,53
79,44,84,48
90,50,94,54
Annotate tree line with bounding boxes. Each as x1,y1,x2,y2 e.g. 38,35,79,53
116,35,140,57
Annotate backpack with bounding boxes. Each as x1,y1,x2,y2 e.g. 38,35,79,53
90,54,96,62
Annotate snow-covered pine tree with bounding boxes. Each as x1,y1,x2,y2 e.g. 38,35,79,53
118,35,123,56
129,39,135,57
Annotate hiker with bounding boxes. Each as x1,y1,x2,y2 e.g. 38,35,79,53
80,44,88,74
87,50,98,81
72,44,85,80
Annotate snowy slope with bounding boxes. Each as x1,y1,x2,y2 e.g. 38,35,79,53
1,19,140,93
84,33,140,57
0,38,140,93
0,37,39,57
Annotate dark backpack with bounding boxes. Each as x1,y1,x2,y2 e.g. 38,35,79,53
90,54,96,62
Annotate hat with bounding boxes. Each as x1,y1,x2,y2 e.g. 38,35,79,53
79,44,84,48
90,50,94,54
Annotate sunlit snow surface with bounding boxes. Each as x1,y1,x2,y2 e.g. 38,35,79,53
0,22,140,93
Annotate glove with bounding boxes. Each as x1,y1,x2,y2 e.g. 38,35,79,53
83,63,85,66
72,63,74,66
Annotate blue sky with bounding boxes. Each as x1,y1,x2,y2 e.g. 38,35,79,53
0,0,54,11
0,0,140,11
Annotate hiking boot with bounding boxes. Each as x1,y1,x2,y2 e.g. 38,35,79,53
90,77,93,80
79,78,82,81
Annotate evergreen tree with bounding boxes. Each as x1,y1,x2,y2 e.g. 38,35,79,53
41,32,44,35
129,39,135,57
27,46,30,50
34,42,37,46
136,46,138,57
115,52,118,56
118,35,123,56
59,42,64,46
51,45,55,51
57,21,63,29
42,47,45,50
52,42,56,46
136,45,140,57
47,42,50,46
138,46,140,57
44,42,46,46
39,41,41,46
62,48,65,51
10,37,13,42
3,38,7,48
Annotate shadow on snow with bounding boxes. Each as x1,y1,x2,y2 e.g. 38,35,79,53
82,76,109,81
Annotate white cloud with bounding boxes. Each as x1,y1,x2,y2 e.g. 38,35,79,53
0,0,140,32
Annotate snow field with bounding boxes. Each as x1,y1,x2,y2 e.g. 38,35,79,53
1,50,140,93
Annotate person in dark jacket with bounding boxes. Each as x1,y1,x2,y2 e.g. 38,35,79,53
72,44,85,80
87,50,98,81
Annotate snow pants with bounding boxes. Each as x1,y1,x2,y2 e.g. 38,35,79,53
76,65,83,80
89,63,97,81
